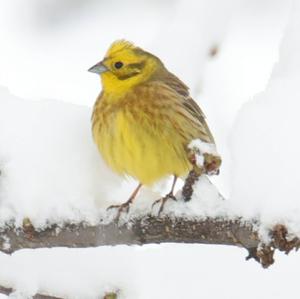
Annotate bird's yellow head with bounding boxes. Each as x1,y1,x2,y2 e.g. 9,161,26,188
88,40,163,95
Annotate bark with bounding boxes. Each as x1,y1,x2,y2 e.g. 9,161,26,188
0,216,255,252
1,216,299,265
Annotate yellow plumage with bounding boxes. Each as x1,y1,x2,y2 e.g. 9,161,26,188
89,40,218,211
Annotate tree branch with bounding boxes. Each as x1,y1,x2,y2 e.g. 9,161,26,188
0,284,117,299
0,216,255,251
1,215,299,269
0,215,299,298
0,285,62,299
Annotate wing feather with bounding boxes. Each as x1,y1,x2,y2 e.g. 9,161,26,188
152,71,215,144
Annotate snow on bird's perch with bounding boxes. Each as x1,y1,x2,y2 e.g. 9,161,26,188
188,139,221,175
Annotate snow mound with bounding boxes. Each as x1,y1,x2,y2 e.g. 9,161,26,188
230,1,300,238
0,86,121,228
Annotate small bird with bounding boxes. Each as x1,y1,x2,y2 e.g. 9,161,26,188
89,40,220,216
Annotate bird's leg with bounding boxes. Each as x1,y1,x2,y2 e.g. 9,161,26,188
152,176,178,216
107,183,142,219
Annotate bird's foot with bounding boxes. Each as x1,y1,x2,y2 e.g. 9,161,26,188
152,192,177,216
107,198,133,220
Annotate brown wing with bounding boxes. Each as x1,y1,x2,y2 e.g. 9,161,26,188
183,97,215,144
155,70,215,144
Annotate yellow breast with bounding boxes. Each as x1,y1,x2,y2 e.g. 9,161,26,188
92,87,192,185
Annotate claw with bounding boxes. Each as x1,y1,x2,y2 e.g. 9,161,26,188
106,183,142,221
107,199,133,220
152,192,177,216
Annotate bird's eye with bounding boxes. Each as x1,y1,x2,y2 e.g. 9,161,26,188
114,61,123,69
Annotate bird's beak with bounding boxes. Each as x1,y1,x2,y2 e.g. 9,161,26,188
88,61,108,74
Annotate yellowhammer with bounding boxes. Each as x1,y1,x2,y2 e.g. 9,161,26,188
89,40,220,216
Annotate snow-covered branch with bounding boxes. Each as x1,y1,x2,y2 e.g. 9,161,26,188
0,215,299,269
0,285,117,299
0,285,62,299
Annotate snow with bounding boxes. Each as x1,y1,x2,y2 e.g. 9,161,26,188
188,139,218,168
0,0,239,106
201,0,292,195
189,140,218,156
122,176,226,223
1,245,300,299
0,86,123,228
0,0,299,298
230,0,300,238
